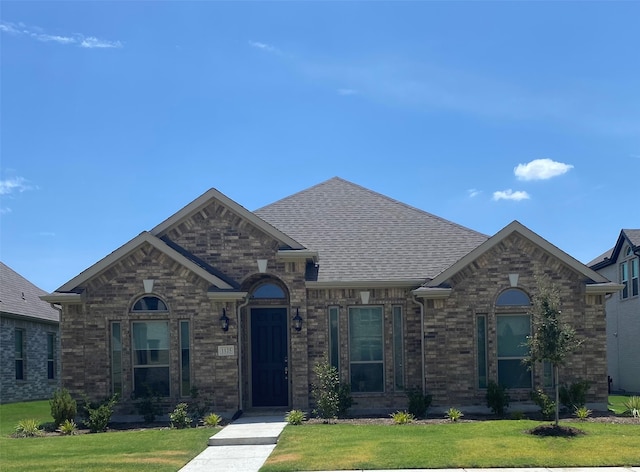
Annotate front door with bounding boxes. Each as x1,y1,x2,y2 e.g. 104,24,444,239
251,307,288,407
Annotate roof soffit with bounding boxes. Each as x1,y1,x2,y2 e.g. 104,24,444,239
56,232,234,292
150,188,305,250
425,220,610,288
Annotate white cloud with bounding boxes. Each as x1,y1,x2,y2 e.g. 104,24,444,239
467,189,481,198
248,40,281,55
0,20,122,49
492,189,531,201
514,158,574,181
0,176,32,195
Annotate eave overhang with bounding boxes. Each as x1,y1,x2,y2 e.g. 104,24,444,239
306,279,424,289
40,293,83,304
276,249,319,263
207,290,249,301
412,287,452,299
585,282,625,295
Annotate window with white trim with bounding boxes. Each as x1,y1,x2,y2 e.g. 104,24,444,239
349,306,383,393
132,321,170,397
620,247,639,299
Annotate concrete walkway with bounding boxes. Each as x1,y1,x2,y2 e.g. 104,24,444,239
179,414,639,472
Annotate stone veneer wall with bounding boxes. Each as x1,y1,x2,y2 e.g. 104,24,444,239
423,232,607,408
0,315,60,403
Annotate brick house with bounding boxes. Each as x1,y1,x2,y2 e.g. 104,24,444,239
589,229,640,394
42,177,620,415
1,262,60,403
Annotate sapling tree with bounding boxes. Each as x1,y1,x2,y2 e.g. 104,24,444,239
525,277,583,426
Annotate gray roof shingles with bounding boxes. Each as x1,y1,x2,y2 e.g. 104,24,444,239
255,177,488,282
0,262,59,322
587,228,640,268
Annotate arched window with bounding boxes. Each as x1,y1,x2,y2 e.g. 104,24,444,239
251,283,286,299
132,296,168,311
496,288,530,306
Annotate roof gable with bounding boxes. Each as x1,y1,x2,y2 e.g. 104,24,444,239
56,232,235,292
151,188,305,250
0,262,59,322
589,228,640,270
255,177,488,282
425,220,609,287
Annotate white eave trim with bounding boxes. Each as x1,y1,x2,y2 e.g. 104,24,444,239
412,287,452,299
40,293,83,304
306,279,424,289
276,249,318,262
585,283,625,295
207,291,248,301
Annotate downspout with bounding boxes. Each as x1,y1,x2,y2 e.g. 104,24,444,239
236,296,250,414
411,295,426,394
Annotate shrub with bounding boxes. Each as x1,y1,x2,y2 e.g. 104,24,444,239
169,402,192,429
486,380,510,416
311,360,353,420
406,388,432,419
445,407,463,422
83,394,118,433
391,410,415,425
188,386,212,424
203,413,222,427
531,388,556,421
574,406,592,421
59,419,78,435
50,388,77,427
135,391,162,423
623,396,640,418
14,419,44,438
285,409,306,425
559,380,591,410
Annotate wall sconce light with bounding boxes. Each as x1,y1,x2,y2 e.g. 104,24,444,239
293,308,303,331
220,308,229,332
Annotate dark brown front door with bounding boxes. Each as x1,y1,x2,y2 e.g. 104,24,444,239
251,308,288,407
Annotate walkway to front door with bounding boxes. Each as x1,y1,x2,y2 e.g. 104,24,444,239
250,307,288,407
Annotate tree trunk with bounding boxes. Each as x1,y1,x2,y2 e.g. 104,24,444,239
554,364,560,426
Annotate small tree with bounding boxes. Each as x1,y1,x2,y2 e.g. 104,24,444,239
311,360,352,421
525,277,583,426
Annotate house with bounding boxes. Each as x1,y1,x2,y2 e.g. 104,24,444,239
1,262,60,403
589,229,640,394
42,177,620,415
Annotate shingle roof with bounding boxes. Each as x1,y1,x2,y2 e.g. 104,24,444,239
588,228,640,269
255,177,488,282
0,262,59,323
624,229,640,248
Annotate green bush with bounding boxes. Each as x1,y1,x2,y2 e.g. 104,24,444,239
59,419,78,435
559,380,591,410
203,412,222,427
83,394,118,433
445,407,463,422
574,406,592,421
188,386,212,424
406,388,432,419
530,388,556,420
391,410,415,425
14,419,44,438
169,403,192,429
311,360,353,420
285,409,306,425
486,380,510,416
50,388,77,427
623,396,640,418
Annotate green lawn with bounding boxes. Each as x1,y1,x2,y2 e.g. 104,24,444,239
262,420,640,471
0,401,215,472
609,394,637,415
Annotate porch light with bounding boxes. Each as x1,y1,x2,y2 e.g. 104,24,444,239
293,308,303,331
220,308,230,332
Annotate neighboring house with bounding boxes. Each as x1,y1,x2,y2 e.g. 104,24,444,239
1,262,60,403
589,229,640,394
42,177,620,415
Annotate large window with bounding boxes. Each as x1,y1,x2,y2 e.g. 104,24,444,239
349,306,383,393
15,329,25,380
328,306,340,371
132,321,170,397
620,249,639,300
47,333,56,380
497,315,531,388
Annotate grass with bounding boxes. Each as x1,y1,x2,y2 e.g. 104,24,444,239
609,394,636,415
0,400,215,472
262,420,640,471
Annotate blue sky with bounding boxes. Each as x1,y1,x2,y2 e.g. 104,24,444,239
1,1,638,293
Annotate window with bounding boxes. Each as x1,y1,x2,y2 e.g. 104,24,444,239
47,333,56,380
621,261,629,299
251,283,286,299
15,329,25,380
111,322,123,395
496,288,531,306
497,315,531,388
632,258,639,297
349,306,383,393
328,307,340,371
620,248,639,300
180,321,191,397
132,296,168,311
392,306,404,390
477,314,488,388
132,321,170,396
